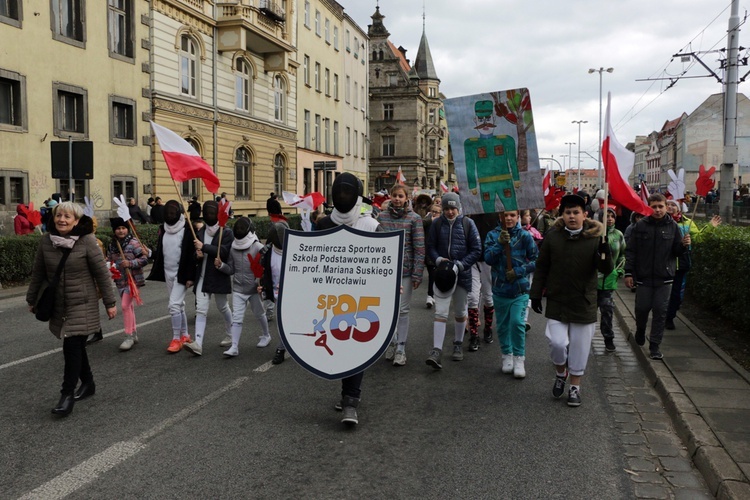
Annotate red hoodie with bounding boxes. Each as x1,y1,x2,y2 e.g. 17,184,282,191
14,204,34,235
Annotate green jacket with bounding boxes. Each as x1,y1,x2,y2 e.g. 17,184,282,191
530,218,614,324
598,225,626,290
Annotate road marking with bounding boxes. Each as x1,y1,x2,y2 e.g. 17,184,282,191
0,315,171,371
253,359,277,372
19,376,250,500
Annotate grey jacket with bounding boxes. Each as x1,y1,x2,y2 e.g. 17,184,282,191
217,239,265,295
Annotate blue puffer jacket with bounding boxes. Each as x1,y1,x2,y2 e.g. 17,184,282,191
484,221,538,298
426,214,482,292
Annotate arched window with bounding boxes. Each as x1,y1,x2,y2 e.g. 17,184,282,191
179,35,198,97
235,147,252,199
181,138,201,197
273,75,285,123
235,58,252,112
274,154,285,194
379,49,384,60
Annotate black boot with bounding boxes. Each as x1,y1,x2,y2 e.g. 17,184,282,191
86,329,104,345
51,394,75,416
74,381,96,401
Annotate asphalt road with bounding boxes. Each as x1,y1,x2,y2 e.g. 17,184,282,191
1,281,648,499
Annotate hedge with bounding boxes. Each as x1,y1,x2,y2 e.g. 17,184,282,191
0,214,301,286
687,224,750,333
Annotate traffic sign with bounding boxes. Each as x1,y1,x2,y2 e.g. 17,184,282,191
556,174,566,187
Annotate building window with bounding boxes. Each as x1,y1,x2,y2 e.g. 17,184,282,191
304,109,310,149
324,18,330,43
361,85,365,114
345,75,350,103
0,0,22,28
274,154,285,195
382,135,395,157
0,69,27,132
235,147,251,200
388,74,397,86
108,0,133,60
353,36,358,58
324,118,330,154
273,75,285,123
345,29,350,51
353,128,358,157
314,114,320,151
345,126,350,155
303,55,309,86
333,73,339,100
333,26,339,50
235,57,252,112
314,62,320,92
362,133,366,159
58,179,88,202
181,138,201,197
428,87,436,97
383,103,393,121
314,10,320,36
51,0,85,47
429,138,436,160
324,68,330,96
112,177,136,207
0,170,27,207
353,80,358,108
333,121,339,156
53,82,87,138
179,35,199,98
303,1,309,27
109,95,136,145
428,108,435,124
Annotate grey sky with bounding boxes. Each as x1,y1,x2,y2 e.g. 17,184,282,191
343,1,737,170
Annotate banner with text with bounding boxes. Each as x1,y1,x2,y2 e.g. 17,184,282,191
278,225,404,380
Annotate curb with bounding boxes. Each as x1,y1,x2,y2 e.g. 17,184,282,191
613,291,750,499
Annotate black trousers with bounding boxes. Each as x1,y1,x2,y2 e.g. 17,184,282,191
341,372,364,399
61,335,93,395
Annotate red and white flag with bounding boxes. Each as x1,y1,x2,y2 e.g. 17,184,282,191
150,121,221,194
440,181,449,193
639,180,650,206
396,166,407,185
601,94,653,216
282,191,325,211
542,170,551,196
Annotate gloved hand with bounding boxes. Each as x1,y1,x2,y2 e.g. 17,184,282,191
531,298,543,314
455,261,465,272
505,268,517,282
499,230,511,245
598,235,610,256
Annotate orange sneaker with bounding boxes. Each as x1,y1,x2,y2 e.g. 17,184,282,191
180,335,191,344
167,339,182,353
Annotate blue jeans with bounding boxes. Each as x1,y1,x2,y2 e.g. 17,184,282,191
493,294,528,356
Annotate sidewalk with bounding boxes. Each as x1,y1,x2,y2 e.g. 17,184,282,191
614,283,750,499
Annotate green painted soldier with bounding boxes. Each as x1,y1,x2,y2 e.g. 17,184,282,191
464,100,520,213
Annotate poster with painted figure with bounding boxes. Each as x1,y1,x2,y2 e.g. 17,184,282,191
445,89,544,215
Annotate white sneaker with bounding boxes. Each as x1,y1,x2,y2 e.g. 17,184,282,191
119,335,136,351
393,351,407,366
183,341,203,356
256,335,271,348
513,356,526,379
426,296,434,309
385,341,397,361
219,335,232,347
223,346,239,357
501,354,514,374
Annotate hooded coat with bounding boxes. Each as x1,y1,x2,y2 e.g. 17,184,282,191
26,216,117,338
530,218,613,324
426,214,482,293
14,204,34,235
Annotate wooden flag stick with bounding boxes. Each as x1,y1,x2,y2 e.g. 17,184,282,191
601,183,609,260
171,178,198,241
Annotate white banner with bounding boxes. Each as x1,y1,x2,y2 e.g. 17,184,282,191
277,225,404,380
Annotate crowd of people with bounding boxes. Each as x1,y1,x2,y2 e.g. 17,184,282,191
23,178,717,424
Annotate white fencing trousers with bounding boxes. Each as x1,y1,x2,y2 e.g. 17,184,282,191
544,319,595,377
231,292,270,336
468,262,493,309
194,277,232,345
165,270,188,339
434,285,468,322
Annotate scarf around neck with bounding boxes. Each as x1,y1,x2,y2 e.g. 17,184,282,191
388,204,407,219
232,232,259,251
164,215,186,235
330,197,363,226
50,234,79,249
206,223,220,238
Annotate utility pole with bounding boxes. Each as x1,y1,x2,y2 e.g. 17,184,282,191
721,0,740,223
572,120,587,189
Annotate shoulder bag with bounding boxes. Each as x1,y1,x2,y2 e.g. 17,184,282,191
35,247,72,322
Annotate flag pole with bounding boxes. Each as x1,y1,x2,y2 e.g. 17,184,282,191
690,194,701,222
171,178,198,241
601,182,609,260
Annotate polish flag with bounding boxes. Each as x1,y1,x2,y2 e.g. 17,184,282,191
640,180,650,206
601,94,653,216
440,181,449,193
282,191,325,211
150,121,221,194
542,170,551,196
396,166,407,185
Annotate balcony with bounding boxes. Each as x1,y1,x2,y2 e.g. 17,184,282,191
216,1,293,54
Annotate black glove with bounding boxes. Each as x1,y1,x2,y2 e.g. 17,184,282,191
598,235,610,256
531,298,543,314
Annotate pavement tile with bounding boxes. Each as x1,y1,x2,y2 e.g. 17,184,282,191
622,433,648,445
645,431,680,445
739,462,750,481
664,472,707,489
677,413,721,454
715,432,750,463
668,358,734,373
666,345,726,358
607,390,630,398
659,456,696,472
694,446,745,495
612,404,636,413
688,387,750,410
650,444,686,458
666,393,699,415
655,376,685,395
718,480,750,500
618,422,642,434
641,412,671,423
628,457,658,471
702,408,750,434
672,371,749,390
624,444,651,457
630,471,666,484
608,395,631,405
673,489,714,500
633,392,661,404
615,412,641,423
633,483,670,499
636,403,667,414
640,421,671,432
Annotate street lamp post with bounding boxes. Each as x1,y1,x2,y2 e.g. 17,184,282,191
572,120,587,190
589,67,614,190
565,142,575,173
